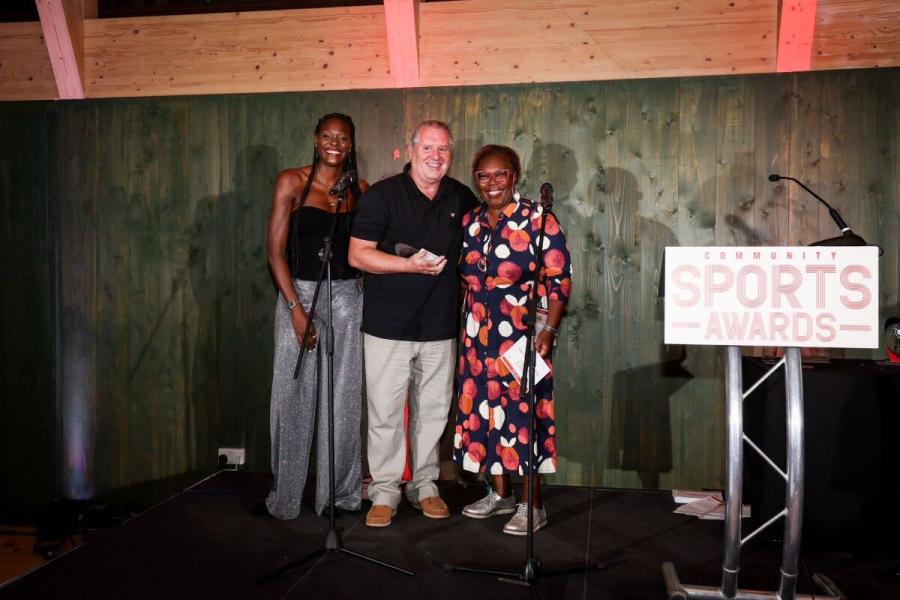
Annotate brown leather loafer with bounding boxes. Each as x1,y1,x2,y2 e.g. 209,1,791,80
365,504,397,527
417,496,449,519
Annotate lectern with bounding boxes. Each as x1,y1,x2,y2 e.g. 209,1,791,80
659,246,879,600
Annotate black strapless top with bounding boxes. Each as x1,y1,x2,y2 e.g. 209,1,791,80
285,206,359,280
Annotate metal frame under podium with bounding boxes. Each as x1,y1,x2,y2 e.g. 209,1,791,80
661,346,846,600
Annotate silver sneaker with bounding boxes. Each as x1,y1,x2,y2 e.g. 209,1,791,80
462,491,517,519
503,503,548,536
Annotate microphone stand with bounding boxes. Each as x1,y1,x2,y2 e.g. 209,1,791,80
768,174,874,248
445,184,604,596
255,184,413,587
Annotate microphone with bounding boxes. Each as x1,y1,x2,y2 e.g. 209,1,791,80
539,182,554,209
768,174,867,246
329,170,356,197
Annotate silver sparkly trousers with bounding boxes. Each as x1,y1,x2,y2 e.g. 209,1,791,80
266,278,363,519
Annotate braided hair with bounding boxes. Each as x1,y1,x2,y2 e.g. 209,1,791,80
286,112,361,277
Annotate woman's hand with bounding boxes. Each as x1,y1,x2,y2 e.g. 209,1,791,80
291,308,318,351
534,329,555,358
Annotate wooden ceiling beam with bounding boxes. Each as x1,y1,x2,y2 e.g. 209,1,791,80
3,0,897,102
383,0,419,88
811,0,899,70
777,0,819,72
35,0,87,99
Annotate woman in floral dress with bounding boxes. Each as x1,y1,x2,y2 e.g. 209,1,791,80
453,144,572,535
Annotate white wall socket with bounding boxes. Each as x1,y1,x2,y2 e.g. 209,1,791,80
218,447,245,466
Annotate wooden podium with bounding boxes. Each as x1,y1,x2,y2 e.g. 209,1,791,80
659,246,879,600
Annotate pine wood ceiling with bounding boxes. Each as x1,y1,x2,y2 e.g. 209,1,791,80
0,0,897,101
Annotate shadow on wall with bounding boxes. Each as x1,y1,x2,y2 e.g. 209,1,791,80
608,350,693,488
595,167,691,489
531,141,586,350
189,144,280,473
525,140,579,201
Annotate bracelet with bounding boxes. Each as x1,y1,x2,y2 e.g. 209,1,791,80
542,324,559,335
287,299,299,311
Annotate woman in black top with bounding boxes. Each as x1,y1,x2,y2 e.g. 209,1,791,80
263,113,368,519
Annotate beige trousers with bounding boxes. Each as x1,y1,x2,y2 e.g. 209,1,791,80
363,333,455,509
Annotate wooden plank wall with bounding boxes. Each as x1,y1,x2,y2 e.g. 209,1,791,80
0,108,58,519
0,68,897,509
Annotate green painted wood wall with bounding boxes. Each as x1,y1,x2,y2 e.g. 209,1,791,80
0,108,58,519
1,68,897,514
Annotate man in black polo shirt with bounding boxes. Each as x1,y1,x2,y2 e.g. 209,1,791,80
349,120,479,528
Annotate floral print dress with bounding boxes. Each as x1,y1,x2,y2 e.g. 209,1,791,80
453,198,572,475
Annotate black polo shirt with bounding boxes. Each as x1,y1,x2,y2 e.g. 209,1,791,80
352,164,479,341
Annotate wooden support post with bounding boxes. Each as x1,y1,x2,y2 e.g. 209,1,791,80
383,0,420,88
776,0,819,72
36,0,86,99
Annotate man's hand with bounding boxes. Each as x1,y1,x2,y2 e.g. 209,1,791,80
408,248,446,276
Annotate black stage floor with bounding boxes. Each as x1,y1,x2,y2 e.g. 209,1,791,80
1,471,896,599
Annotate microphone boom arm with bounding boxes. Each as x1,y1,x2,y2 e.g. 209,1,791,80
769,174,850,233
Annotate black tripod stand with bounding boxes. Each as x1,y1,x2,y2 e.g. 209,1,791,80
255,177,413,586
445,183,604,596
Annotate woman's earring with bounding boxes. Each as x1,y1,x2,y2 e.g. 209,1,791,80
512,185,521,201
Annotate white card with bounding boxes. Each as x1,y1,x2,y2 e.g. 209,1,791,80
499,335,551,385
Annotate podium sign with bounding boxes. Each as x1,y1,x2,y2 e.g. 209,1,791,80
664,247,879,348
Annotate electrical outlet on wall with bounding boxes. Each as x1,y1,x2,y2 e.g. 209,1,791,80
218,447,245,468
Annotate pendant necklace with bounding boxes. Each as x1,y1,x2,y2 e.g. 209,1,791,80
478,223,494,273
315,171,340,207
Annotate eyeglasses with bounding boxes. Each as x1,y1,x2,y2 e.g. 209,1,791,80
475,169,512,184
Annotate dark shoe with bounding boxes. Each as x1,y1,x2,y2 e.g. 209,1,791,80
249,502,271,517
